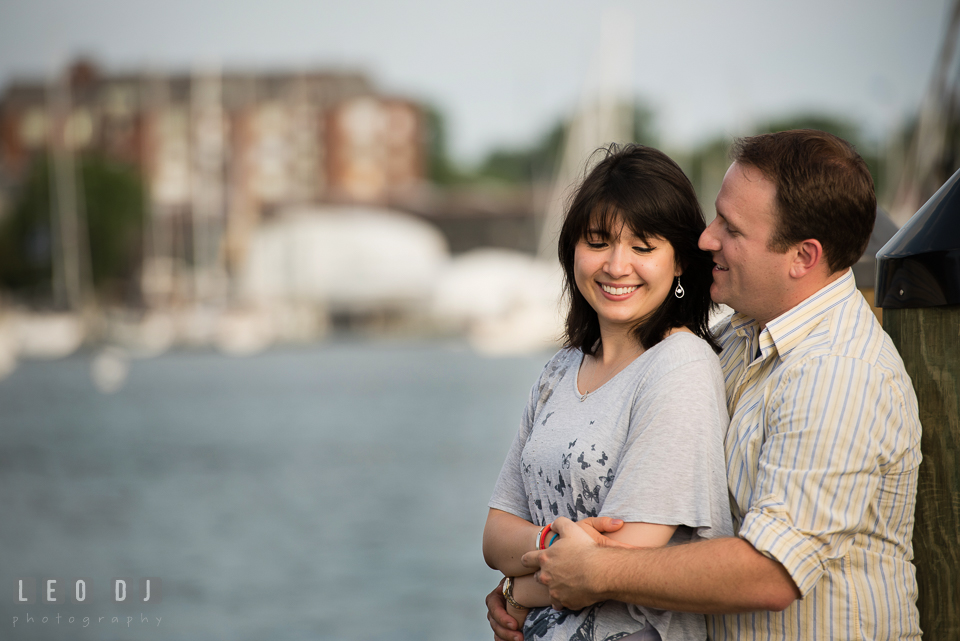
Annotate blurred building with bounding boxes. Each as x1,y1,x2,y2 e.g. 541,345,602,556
0,59,426,305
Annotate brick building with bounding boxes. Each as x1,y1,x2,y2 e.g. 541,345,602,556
0,60,426,304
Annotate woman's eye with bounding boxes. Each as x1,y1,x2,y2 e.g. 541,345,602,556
633,246,654,253
587,242,607,249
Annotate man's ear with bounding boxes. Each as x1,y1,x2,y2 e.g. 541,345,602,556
789,239,824,278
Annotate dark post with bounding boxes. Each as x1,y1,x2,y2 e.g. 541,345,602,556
876,167,960,638
852,208,899,321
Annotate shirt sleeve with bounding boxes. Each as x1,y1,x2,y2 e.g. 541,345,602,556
737,355,912,596
487,357,556,522
599,356,733,540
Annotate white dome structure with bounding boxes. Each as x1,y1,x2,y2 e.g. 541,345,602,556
432,249,565,355
240,205,449,312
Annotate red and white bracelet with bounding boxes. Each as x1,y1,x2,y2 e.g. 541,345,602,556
536,523,559,550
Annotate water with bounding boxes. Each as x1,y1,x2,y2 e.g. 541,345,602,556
0,339,551,640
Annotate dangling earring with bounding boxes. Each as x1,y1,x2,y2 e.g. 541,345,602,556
674,277,685,299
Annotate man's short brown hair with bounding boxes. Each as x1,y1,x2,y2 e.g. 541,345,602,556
732,129,876,273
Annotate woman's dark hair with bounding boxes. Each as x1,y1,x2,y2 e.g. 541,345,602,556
558,143,719,354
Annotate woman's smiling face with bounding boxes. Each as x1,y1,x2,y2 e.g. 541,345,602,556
574,216,681,336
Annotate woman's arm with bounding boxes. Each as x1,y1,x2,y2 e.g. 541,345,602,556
482,506,674,579
483,508,542,577
604,522,677,548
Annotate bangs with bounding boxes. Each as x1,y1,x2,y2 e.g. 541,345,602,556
580,201,656,242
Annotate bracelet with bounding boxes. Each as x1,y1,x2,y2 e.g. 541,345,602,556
502,577,527,611
538,523,554,550
547,532,559,547
535,525,547,551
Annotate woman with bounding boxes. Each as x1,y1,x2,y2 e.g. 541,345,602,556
483,144,732,641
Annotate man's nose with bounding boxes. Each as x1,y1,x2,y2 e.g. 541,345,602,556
699,219,720,252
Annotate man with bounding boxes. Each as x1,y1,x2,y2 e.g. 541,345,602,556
487,129,922,640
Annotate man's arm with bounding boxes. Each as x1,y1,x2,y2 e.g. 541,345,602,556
487,581,523,641
523,517,800,613
485,509,671,591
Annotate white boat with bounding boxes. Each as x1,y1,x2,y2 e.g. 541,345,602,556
10,311,85,360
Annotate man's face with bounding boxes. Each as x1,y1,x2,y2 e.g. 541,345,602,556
698,162,795,326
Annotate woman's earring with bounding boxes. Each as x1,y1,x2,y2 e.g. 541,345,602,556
674,278,685,299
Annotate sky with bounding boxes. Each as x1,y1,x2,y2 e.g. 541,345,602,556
0,0,950,164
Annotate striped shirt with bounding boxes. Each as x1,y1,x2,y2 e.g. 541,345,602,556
706,269,922,640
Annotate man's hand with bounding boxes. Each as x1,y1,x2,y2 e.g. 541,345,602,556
486,580,523,641
521,517,608,610
523,516,630,572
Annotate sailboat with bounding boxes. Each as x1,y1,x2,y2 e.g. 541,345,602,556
10,69,90,364
434,9,636,356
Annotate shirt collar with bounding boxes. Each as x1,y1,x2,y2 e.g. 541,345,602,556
730,269,857,359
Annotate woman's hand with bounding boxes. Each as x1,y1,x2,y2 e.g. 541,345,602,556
573,516,628,545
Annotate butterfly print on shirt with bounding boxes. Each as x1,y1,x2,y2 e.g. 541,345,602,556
580,478,601,503
600,468,615,488
554,474,567,496
569,605,633,641
525,606,575,640
572,494,598,518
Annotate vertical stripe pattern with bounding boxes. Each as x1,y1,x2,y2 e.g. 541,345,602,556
707,270,922,640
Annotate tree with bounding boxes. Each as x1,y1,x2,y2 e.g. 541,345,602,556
422,105,464,186
0,153,146,305
475,102,659,186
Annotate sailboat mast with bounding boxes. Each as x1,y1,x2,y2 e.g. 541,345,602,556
47,70,94,312
537,8,635,262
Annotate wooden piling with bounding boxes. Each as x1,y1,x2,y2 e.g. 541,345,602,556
884,305,960,638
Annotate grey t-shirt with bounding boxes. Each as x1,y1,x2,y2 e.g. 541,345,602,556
489,332,733,641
